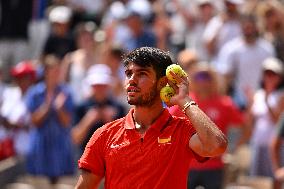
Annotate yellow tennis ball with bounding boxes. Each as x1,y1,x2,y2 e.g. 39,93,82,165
160,85,175,103
166,64,187,84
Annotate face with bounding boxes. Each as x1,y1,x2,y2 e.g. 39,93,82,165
265,9,281,30
192,71,214,94
45,64,61,86
124,62,160,107
92,84,109,101
15,75,34,89
199,3,214,21
242,20,258,42
77,31,94,49
263,70,282,89
225,1,237,15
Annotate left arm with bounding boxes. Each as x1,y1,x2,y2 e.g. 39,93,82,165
168,72,228,157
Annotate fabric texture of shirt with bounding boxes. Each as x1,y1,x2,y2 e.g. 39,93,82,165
170,93,244,170
78,108,205,189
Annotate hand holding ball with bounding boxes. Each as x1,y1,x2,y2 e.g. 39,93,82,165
166,64,187,84
160,64,188,104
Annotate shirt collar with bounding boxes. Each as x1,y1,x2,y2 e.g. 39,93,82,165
124,108,172,132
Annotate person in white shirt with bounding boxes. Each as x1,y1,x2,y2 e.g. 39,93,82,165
0,61,36,156
249,57,284,179
217,14,275,109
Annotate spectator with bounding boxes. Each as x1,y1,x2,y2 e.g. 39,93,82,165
257,1,284,63
25,55,74,184
67,0,108,27
42,6,76,59
203,0,243,63
122,4,157,51
71,64,126,152
174,0,215,61
0,0,33,82
28,0,51,59
217,14,275,109
249,57,284,179
104,45,128,104
61,22,99,105
0,61,36,157
177,49,199,76
170,63,248,189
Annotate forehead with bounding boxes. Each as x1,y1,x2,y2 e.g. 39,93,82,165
125,62,154,72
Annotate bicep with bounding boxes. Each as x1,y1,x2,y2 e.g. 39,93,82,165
75,169,103,189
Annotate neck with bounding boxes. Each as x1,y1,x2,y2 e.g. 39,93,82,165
133,100,164,130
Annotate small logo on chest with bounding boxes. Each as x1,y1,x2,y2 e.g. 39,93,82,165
110,142,130,149
158,136,171,144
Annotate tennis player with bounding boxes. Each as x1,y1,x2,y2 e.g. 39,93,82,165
75,47,227,189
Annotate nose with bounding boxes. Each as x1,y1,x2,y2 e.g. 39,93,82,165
127,73,137,85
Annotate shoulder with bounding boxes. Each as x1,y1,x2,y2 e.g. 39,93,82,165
257,38,274,49
26,82,45,96
170,115,192,127
87,117,126,146
225,37,243,50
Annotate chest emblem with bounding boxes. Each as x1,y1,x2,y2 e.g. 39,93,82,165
158,136,171,144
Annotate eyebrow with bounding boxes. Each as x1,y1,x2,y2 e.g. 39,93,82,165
125,67,151,73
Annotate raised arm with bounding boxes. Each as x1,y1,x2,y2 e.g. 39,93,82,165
168,72,227,157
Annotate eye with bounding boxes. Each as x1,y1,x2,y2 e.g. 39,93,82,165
138,71,148,76
125,71,132,78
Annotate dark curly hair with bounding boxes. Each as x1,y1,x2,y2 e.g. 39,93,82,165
123,47,173,79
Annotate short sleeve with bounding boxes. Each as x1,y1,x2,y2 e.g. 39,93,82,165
78,127,106,177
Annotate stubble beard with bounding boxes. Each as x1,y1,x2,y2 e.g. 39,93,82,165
127,84,159,107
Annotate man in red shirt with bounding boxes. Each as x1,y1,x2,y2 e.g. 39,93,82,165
75,47,228,189
170,63,248,189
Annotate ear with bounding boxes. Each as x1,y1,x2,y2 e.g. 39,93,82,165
157,76,168,90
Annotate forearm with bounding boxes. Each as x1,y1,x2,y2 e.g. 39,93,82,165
56,108,71,127
31,104,50,127
71,117,97,145
182,98,228,156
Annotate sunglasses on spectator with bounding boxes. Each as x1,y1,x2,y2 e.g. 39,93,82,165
193,71,212,81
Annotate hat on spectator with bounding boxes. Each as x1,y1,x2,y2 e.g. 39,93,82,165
122,0,152,21
225,0,244,5
49,6,72,23
11,61,36,79
197,0,213,5
85,64,113,86
262,57,284,75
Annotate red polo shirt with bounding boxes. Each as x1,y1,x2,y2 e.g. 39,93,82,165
78,108,205,189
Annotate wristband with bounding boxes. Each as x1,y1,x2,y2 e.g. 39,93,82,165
182,101,197,114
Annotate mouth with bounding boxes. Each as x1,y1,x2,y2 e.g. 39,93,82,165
127,86,140,95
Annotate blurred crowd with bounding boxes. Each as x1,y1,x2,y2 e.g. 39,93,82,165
1,0,284,188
